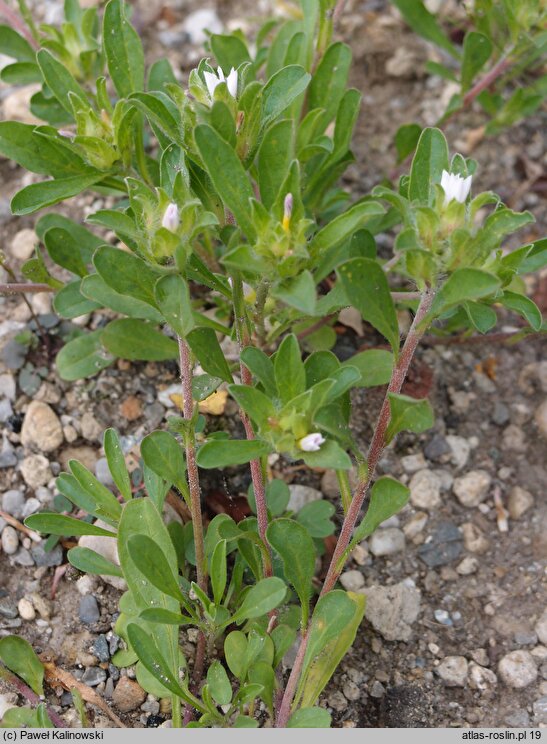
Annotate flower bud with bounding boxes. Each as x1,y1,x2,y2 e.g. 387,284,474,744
203,67,238,100
298,432,325,452
282,192,293,232
440,170,472,205
161,203,180,233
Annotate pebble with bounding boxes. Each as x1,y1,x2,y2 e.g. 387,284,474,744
31,544,63,567
533,697,547,724
369,680,386,698
80,412,103,442
409,469,441,510
505,710,530,727
14,548,34,566
327,690,347,712
79,595,100,624
76,575,97,596
456,556,479,575
535,399,547,439
434,609,452,626
461,522,490,554
81,667,107,687
498,650,538,689
21,402,63,452
468,662,497,692
340,570,365,592
1,338,27,371
436,656,468,687
445,436,471,470
401,453,427,474
182,8,222,45
1,526,19,555
492,401,510,426
535,608,547,645
453,470,491,507
0,436,17,468
502,424,527,453
22,498,40,518
2,490,24,519
287,484,322,512
17,597,35,621
20,454,52,489
92,635,110,663
95,458,115,488
79,528,126,591
10,228,36,261
0,374,16,401
30,593,51,620
424,434,451,462
507,486,534,520
0,399,13,423
369,527,405,557
112,677,147,712
0,596,18,619
403,512,428,539
418,521,463,567
342,681,361,701
363,581,421,641
514,631,538,646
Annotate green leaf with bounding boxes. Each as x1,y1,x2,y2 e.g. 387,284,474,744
154,274,195,338
25,513,116,537
301,440,352,471
461,32,492,92
80,274,163,322
56,330,114,381
248,479,290,518
0,25,36,61
234,715,259,728
241,347,277,397
309,42,352,131
104,428,132,501
267,519,315,626
228,385,276,429
210,539,227,606
101,319,178,361
262,65,311,126
274,333,305,404
464,301,497,333
36,49,88,115
196,439,271,469
257,119,294,209
224,631,247,680
499,291,542,331
127,534,185,603
337,258,400,355
11,173,103,215
67,546,124,577
390,0,459,58
273,271,316,315
36,213,103,262
301,591,356,679
69,459,123,523
44,227,88,277
207,661,232,706
287,708,332,728
300,593,365,709
342,349,393,387
0,123,86,177
93,245,161,309
386,393,434,443
430,268,501,316
408,127,449,203
0,636,44,696
350,477,410,547
248,662,275,714
186,327,233,383
296,500,335,539
194,124,255,240
139,609,191,625
230,577,287,625
53,280,102,319
103,0,144,98
140,430,187,494
309,201,385,255
395,123,422,163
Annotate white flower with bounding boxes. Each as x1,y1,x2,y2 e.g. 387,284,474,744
298,432,326,452
203,67,238,99
161,203,180,232
440,169,472,205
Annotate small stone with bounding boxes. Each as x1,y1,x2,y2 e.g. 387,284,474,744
182,8,222,45
502,424,527,453
340,570,365,592
533,697,547,724
409,469,441,510
17,598,35,621
468,662,497,692
59,446,97,472
424,434,451,462
535,608,547,645
453,470,491,508
0,399,13,423
112,677,147,712
436,656,468,687
434,609,452,626
119,396,143,421
320,468,357,498
0,374,16,401
14,548,34,566
10,228,37,261
403,512,428,539
81,667,107,687
79,595,100,624
369,528,405,557
342,681,361,701
446,436,471,470
327,690,347,712
0,596,18,619
21,401,63,452
418,521,463,567
2,490,24,519
498,650,538,689
20,455,52,489
456,556,479,575
535,399,547,439
22,498,40,518
514,631,538,646
80,412,103,442
505,710,530,727
30,544,63,567
30,594,51,620
470,648,489,666
287,484,322,512
507,486,534,520
95,458,115,488
401,453,427,473
461,522,490,554
363,581,421,641
1,526,19,555
79,526,126,591
76,575,97,596
369,681,386,698
92,635,110,663
492,401,510,426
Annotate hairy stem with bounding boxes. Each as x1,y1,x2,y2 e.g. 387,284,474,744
276,288,435,727
0,0,38,47
0,283,55,294
0,666,67,728
462,55,512,107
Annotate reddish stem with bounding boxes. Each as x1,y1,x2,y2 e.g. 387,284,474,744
0,283,55,294
463,55,512,107
0,666,68,728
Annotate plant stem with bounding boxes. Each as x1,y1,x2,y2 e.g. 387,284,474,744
0,0,38,48
0,665,68,728
0,283,55,294
171,695,182,728
275,288,435,727
336,470,352,514
462,55,512,107
232,277,273,577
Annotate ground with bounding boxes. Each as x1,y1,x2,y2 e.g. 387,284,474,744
0,0,546,730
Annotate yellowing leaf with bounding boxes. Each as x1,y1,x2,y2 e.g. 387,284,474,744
169,390,228,416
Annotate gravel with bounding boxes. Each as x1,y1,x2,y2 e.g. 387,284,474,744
452,470,491,507
369,527,406,557
436,656,468,687
21,401,63,452
339,570,365,592
20,454,52,489
79,595,100,624
498,650,538,689
1,526,19,555
1,490,24,519
287,484,323,511
418,521,463,567
409,469,442,510
363,581,421,641
535,608,547,645
81,667,107,687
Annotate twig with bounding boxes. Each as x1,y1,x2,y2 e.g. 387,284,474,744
0,509,41,542
0,283,55,294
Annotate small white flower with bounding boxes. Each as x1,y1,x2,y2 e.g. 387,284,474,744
203,67,238,99
440,169,472,205
298,432,326,452
161,203,180,232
